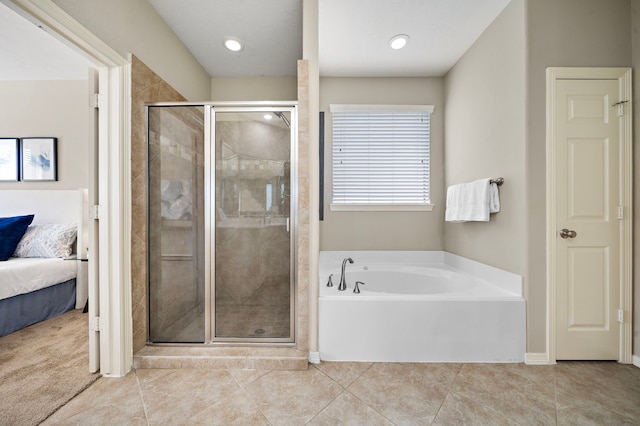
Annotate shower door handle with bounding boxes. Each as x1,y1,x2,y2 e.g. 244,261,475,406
286,218,290,232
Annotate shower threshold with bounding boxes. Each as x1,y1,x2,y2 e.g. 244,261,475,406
133,345,308,370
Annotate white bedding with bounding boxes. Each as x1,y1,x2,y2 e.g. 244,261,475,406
0,258,77,301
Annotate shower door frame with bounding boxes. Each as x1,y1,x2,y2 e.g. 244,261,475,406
206,103,298,344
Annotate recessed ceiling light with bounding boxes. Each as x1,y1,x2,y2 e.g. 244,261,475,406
223,37,243,52
389,34,409,50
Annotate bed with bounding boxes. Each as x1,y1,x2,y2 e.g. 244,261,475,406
0,189,89,336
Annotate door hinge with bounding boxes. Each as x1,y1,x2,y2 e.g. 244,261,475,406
89,93,101,109
618,206,624,220
618,309,624,323
612,100,628,117
89,316,100,331
91,205,100,220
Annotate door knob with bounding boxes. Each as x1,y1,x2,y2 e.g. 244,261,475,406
560,228,577,239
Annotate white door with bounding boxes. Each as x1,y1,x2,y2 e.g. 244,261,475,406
554,78,621,360
87,67,100,372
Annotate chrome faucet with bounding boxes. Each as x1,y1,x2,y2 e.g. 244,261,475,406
326,274,334,287
353,281,365,294
338,257,354,291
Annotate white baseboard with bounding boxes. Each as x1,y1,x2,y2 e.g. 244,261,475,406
308,351,321,364
633,355,640,368
525,353,551,365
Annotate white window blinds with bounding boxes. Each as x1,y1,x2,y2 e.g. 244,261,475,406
331,105,433,209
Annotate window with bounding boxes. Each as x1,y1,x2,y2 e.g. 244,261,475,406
330,104,434,211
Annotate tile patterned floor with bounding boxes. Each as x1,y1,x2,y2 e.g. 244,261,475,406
43,361,640,425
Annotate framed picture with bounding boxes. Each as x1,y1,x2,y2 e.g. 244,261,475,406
0,138,20,181
21,137,58,181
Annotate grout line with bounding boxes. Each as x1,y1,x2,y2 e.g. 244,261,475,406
554,363,639,424
448,364,530,426
305,388,345,424
321,362,396,424
307,363,347,423
340,389,396,425
343,361,374,390
310,363,396,424
228,369,274,425
430,389,450,425
430,363,464,424
348,363,407,425
134,370,151,426
553,365,558,426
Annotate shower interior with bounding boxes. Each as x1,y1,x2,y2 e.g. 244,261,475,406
147,104,296,344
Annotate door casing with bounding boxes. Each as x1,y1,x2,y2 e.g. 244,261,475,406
546,67,633,364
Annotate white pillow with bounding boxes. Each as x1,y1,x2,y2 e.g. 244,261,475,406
13,224,78,258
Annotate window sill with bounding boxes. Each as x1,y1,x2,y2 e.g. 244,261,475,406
330,204,435,212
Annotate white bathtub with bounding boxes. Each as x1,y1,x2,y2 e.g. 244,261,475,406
318,251,526,363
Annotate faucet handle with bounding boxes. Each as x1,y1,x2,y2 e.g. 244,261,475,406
353,281,365,294
327,274,334,287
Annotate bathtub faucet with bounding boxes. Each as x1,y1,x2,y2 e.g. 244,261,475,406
338,257,354,291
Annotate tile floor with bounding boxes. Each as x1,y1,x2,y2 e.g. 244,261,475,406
43,361,640,425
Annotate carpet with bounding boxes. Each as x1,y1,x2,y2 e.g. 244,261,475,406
0,309,100,426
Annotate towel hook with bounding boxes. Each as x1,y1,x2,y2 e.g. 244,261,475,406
490,177,504,186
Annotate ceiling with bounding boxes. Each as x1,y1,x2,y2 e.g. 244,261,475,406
150,0,512,78
0,2,92,80
319,0,512,77
149,0,303,78
0,0,512,80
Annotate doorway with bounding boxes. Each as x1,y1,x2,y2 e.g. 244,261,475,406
546,67,632,362
147,103,297,344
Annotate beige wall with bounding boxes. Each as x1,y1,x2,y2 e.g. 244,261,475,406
527,0,632,353
444,0,637,357
211,77,297,101
444,0,530,345
319,77,445,251
0,80,88,190
53,0,210,101
444,0,527,276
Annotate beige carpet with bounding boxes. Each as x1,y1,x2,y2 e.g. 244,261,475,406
0,309,100,426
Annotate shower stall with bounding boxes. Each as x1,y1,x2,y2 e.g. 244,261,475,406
147,103,297,344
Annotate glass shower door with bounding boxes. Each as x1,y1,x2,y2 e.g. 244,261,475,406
148,105,205,343
213,109,295,342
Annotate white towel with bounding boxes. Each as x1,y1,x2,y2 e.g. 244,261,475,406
489,181,500,214
445,178,500,222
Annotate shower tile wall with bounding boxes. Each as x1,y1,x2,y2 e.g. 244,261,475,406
296,60,310,352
